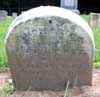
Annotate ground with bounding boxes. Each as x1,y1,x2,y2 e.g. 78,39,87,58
0,69,100,97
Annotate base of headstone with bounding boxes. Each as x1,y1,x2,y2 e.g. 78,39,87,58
69,9,80,14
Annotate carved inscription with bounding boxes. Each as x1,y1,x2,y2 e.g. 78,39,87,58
15,17,85,56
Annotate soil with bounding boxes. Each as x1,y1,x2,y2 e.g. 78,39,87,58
0,70,11,89
0,69,100,97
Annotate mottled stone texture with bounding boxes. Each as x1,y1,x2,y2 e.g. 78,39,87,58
0,10,8,20
89,13,100,28
6,6,94,90
12,12,17,18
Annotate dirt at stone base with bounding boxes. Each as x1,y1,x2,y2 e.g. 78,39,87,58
0,69,100,97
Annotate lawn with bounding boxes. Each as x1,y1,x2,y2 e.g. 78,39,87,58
0,15,100,71
81,15,100,68
93,27,100,68
0,18,13,71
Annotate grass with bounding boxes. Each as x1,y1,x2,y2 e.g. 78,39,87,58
0,84,15,97
93,27,100,68
2,85,15,94
81,15,90,22
81,15,100,68
0,18,13,71
0,15,100,70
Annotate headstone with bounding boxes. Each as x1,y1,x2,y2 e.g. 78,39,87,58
60,0,80,14
0,10,8,20
21,11,25,14
6,6,94,90
12,12,17,18
89,12,100,28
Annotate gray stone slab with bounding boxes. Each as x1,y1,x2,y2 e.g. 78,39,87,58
6,6,94,91
12,12,17,18
89,12,100,28
60,0,78,9
69,9,80,14
0,10,8,20
60,0,79,14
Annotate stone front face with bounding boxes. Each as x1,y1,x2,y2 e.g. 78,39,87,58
60,0,79,14
12,12,17,18
0,10,8,20
89,13,100,28
6,6,94,90
61,0,78,9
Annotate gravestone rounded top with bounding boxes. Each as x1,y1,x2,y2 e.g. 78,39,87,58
6,6,94,49
6,6,94,90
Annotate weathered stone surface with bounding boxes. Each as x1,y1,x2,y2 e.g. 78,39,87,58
6,6,94,90
89,12,100,28
12,12,17,18
60,0,80,14
0,10,8,20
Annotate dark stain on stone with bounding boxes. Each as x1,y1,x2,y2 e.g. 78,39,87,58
49,20,52,24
